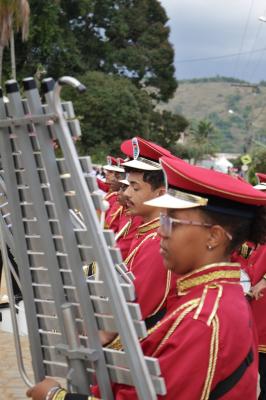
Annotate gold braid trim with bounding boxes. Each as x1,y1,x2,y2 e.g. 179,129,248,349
144,299,201,339
115,219,131,241
193,284,223,326
259,345,266,353
53,390,98,400
147,270,172,317
200,315,219,400
138,220,160,235
107,335,123,351
124,232,157,267
109,301,202,352
109,205,123,226
152,301,200,357
177,270,240,294
52,389,67,400
104,191,118,201
207,285,223,326
177,262,240,281
193,285,209,320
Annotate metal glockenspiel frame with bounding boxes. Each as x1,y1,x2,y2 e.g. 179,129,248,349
0,76,166,399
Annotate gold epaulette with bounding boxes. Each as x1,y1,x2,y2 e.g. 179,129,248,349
193,284,223,326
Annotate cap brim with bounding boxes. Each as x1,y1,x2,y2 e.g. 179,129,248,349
119,179,129,185
253,183,266,191
122,159,161,171
144,193,203,209
103,165,125,173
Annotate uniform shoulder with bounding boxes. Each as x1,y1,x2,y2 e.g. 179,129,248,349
192,284,223,326
105,191,118,201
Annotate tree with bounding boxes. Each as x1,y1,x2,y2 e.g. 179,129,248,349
248,146,266,184
13,0,81,81
14,0,177,101
61,71,184,162
62,71,153,162
0,0,30,83
77,0,177,101
186,119,220,164
149,110,188,151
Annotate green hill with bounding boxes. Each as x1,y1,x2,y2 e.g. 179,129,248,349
160,78,266,152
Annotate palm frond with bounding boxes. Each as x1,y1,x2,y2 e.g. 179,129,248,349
0,0,30,46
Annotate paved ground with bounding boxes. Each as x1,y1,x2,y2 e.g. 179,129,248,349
0,330,33,399
0,277,33,399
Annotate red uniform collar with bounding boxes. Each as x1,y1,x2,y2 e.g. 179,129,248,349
137,217,160,236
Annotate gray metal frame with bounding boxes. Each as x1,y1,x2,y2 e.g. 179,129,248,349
0,77,166,399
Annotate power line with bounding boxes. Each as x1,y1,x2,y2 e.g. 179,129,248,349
232,0,255,78
240,19,263,81
246,4,266,82
175,47,266,64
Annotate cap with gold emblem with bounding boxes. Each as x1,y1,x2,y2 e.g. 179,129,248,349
121,137,172,171
145,156,266,216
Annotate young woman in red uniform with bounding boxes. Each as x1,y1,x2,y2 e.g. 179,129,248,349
27,156,266,400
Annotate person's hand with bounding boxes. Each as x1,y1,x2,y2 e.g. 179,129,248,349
251,278,266,300
26,378,61,399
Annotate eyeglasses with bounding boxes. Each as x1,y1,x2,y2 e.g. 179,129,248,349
159,213,212,236
159,213,232,241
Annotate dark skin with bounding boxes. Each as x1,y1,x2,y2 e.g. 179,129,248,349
26,378,62,400
158,207,232,275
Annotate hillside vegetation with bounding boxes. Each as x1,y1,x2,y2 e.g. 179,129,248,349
160,77,266,152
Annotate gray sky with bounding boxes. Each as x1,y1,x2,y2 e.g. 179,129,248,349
160,0,266,82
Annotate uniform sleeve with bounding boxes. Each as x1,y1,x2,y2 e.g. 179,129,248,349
246,245,266,284
96,178,109,193
112,318,212,400
130,238,173,319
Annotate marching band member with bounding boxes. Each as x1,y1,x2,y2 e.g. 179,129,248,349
114,180,143,260
231,181,266,400
119,137,177,325
27,155,266,399
106,156,266,399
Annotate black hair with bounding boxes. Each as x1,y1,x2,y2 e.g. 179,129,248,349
200,206,266,254
124,166,165,190
169,187,266,253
